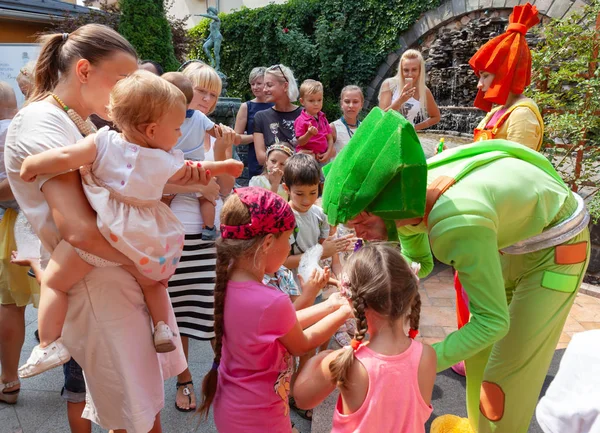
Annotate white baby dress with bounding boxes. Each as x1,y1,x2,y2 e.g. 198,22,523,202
80,127,185,281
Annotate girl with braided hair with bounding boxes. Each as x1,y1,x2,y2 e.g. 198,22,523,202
197,186,351,432
293,244,437,432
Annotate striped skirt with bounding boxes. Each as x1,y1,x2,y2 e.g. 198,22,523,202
168,233,216,340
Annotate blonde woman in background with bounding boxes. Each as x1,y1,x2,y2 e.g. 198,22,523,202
378,49,440,131
253,64,301,165
16,61,35,100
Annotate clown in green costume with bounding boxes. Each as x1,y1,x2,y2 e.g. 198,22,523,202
322,107,590,433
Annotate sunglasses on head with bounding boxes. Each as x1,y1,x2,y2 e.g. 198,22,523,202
268,64,289,83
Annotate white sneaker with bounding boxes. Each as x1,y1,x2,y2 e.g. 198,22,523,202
154,321,176,353
18,338,71,378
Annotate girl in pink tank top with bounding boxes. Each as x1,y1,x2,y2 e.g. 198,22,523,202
293,244,437,432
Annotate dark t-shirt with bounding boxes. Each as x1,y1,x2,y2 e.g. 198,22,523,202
253,106,302,149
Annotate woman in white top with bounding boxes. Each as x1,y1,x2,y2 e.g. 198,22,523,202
4,25,207,432
330,85,364,159
166,61,238,412
378,49,441,131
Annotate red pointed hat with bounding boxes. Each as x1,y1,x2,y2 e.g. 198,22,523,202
469,3,540,112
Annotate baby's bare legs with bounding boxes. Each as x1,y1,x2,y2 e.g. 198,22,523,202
38,240,94,347
123,265,171,327
199,197,216,230
201,159,244,178
125,267,175,353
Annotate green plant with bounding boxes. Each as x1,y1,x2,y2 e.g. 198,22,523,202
55,1,192,65
188,0,442,119
119,0,179,71
530,0,600,206
53,0,121,32
589,194,600,224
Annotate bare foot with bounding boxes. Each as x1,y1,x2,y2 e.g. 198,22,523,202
175,382,196,411
203,159,244,178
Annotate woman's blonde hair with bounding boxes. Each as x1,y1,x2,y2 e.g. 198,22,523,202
265,64,299,102
0,81,17,120
108,70,186,133
181,62,222,114
329,244,421,389
198,193,276,418
379,49,428,118
30,24,137,103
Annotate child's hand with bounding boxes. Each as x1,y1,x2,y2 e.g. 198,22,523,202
298,266,331,296
321,234,354,258
20,158,37,182
267,166,284,184
234,133,242,145
316,149,333,163
307,126,318,136
327,292,352,314
215,125,237,148
10,251,36,268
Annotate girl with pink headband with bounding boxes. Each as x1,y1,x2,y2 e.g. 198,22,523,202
197,187,351,432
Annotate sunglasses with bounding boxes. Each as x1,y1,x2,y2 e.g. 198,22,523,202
268,64,289,83
178,59,206,72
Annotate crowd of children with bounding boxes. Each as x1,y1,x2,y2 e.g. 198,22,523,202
4,4,592,432
0,33,440,430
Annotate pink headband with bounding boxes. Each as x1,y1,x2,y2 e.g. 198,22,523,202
220,187,296,240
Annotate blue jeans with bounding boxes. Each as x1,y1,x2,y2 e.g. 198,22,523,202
61,358,86,403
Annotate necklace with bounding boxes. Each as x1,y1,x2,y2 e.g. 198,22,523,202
340,117,360,138
51,94,97,137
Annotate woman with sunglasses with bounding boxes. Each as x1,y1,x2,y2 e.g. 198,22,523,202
253,64,301,165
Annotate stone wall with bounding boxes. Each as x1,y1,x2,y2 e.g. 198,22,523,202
418,10,545,133
365,0,587,116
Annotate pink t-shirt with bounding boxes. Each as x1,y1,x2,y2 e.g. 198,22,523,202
331,341,432,433
214,280,297,433
294,109,332,154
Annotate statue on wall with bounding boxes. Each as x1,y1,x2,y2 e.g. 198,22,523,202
198,7,223,71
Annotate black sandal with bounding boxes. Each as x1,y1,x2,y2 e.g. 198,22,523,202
289,396,312,421
175,381,195,412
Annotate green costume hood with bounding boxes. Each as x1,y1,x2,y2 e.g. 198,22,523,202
322,107,427,226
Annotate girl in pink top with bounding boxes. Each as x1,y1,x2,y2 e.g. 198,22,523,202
293,244,437,433
197,187,352,432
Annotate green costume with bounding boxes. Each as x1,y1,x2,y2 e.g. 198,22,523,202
323,108,590,433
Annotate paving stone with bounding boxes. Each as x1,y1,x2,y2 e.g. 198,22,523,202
0,408,22,433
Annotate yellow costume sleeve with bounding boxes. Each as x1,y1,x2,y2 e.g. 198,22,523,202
503,106,543,151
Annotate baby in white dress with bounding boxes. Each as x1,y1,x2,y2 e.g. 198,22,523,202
18,70,208,378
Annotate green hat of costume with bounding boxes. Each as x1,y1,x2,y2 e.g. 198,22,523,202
322,107,427,231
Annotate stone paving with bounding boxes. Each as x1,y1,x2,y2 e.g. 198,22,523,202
415,265,600,350
1,264,599,433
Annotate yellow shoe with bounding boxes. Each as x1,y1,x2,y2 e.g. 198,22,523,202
430,414,474,433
